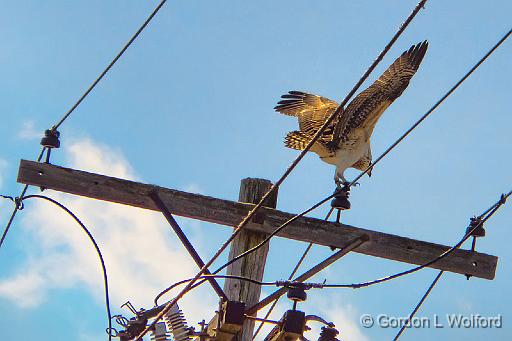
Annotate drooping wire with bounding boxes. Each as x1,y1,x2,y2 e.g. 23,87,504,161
252,243,314,339
20,194,113,341
154,274,277,306
51,0,167,131
252,207,334,340
322,189,510,289
394,270,444,340
136,3,431,338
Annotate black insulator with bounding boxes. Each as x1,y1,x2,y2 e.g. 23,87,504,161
40,129,60,149
287,286,307,302
466,217,485,237
318,326,340,341
330,188,350,210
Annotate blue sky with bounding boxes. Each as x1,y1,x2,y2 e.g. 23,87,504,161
0,1,511,340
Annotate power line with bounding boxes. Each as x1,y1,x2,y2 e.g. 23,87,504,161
394,270,444,340
52,0,167,130
20,194,113,341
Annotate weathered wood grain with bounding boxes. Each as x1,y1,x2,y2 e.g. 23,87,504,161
17,160,498,279
224,178,278,339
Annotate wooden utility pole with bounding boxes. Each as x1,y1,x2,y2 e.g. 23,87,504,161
224,178,278,339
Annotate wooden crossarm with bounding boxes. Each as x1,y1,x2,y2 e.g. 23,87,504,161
17,160,498,280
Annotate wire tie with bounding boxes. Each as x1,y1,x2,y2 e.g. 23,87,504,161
499,193,507,205
14,197,24,210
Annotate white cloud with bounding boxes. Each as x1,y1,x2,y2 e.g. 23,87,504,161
0,139,217,335
182,183,205,195
18,120,41,140
0,158,8,189
305,297,369,341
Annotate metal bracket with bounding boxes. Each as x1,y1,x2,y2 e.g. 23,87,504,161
206,300,246,341
264,310,306,341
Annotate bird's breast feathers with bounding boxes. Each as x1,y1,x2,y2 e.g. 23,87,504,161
320,135,369,168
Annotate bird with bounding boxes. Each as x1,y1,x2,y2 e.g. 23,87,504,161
274,41,428,188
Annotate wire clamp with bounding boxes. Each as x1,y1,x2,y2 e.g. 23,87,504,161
499,193,507,205
14,197,24,210
0,195,24,210
464,216,485,280
466,216,485,239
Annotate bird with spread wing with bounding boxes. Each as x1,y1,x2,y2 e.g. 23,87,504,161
275,41,428,188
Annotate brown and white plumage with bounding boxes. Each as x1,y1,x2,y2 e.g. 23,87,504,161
274,41,428,186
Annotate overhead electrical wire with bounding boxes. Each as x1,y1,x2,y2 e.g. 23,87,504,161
19,194,113,341
154,274,277,306
52,0,167,131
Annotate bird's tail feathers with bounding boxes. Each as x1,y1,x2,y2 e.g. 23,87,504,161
285,131,311,150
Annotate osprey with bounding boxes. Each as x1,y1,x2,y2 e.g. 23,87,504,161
275,41,428,187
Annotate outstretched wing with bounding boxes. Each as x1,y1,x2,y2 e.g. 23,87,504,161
274,91,339,145
333,41,428,145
